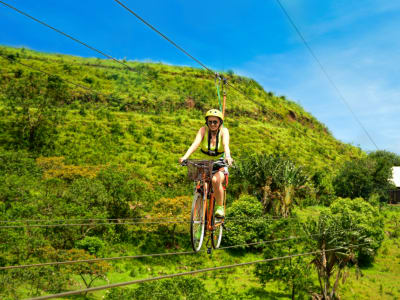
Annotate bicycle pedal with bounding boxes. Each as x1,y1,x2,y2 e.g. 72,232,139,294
207,247,212,255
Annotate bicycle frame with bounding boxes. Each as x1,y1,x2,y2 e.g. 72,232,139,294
186,159,228,251
197,170,227,233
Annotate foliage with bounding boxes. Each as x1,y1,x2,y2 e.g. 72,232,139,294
304,197,384,299
224,194,271,249
0,46,372,298
254,240,314,300
233,153,309,216
105,277,209,300
75,236,105,255
150,196,191,248
334,153,397,202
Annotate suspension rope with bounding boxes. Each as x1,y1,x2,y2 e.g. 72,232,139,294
275,0,378,150
25,243,368,300
0,229,350,270
0,220,191,229
0,53,108,97
113,0,213,74
113,0,270,112
0,214,301,228
215,74,222,111
0,1,138,73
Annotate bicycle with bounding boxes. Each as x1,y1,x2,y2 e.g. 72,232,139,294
181,159,228,252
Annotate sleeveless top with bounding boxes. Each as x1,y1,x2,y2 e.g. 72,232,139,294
200,126,224,157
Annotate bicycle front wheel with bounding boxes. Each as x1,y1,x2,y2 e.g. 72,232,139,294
190,191,205,252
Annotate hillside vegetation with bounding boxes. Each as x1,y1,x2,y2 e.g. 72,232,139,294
1,46,398,300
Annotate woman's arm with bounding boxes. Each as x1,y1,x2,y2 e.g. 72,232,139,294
179,127,205,162
222,127,233,165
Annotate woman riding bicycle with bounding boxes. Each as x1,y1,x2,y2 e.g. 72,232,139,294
179,109,233,217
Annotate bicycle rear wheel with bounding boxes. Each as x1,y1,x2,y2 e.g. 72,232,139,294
190,191,205,252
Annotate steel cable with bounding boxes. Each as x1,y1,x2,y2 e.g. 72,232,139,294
0,214,298,224
0,229,349,270
0,53,108,97
275,0,378,150
0,0,137,73
25,243,369,300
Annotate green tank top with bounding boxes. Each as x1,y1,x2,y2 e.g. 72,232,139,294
200,127,224,157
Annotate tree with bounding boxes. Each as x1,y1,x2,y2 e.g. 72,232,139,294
334,154,397,202
1,71,66,154
233,154,309,217
66,249,110,290
151,196,190,248
333,158,375,199
305,197,384,299
254,240,314,300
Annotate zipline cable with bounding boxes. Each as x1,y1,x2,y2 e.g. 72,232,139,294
25,243,368,300
0,215,301,228
0,0,137,73
2,0,317,137
0,220,191,229
113,0,213,74
112,0,377,150
275,0,378,150
0,53,107,97
113,0,270,112
0,229,351,270
0,214,299,224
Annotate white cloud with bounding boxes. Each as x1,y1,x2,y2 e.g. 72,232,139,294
234,7,400,153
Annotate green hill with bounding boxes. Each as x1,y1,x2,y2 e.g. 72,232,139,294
3,46,393,300
0,45,362,175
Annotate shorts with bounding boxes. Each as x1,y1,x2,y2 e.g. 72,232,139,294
212,158,229,175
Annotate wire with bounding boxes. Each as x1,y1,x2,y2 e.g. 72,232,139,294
0,215,301,228
0,0,137,73
25,243,368,300
0,214,298,224
113,0,213,74
0,220,191,229
1,0,317,140
0,229,349,270
275,0,378,150
0,53,108,97
112,0,269,110
111,0,334,146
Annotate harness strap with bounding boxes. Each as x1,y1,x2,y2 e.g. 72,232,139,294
202,129,223,156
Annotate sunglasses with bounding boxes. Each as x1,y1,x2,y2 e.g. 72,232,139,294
207,120,219,125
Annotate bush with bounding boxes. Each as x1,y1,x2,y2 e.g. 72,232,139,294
224,194,271,249
105,277,209,300
334,155,396,202
75,236,105,255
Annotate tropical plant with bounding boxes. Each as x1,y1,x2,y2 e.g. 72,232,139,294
304,197,384,299
233,154,309,216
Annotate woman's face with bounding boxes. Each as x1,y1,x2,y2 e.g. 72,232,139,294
207,116,220,130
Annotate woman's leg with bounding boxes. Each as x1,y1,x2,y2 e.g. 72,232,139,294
212,171,225,206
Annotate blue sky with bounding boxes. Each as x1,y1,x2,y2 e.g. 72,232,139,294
1,0,400,154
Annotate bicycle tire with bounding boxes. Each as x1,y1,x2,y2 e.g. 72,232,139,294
211,202,223,249
190,191,205,252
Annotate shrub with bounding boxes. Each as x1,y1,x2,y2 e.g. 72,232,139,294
224,194,271,249
75,236,105,255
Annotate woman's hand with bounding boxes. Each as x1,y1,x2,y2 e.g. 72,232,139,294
178,157,186,164
225,157,234,166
